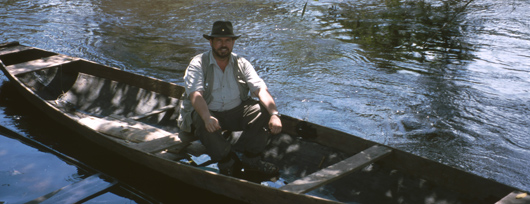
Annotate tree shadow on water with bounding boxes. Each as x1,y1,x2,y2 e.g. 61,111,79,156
320,0,476,72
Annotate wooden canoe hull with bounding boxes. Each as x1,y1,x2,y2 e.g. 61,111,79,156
0,42,338,204
1,42,527,204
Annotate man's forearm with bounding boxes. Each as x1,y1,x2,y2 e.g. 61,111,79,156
256,88,278,115
189,91,211,121
190,91,221,132
256,88,282,134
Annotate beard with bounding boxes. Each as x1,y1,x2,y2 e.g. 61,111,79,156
212,46,232,59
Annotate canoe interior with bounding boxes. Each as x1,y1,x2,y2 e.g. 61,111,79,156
1,42,525,204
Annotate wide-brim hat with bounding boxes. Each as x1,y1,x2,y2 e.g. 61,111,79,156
203,21,241,40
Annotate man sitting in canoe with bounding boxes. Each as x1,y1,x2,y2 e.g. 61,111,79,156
178,21,282,177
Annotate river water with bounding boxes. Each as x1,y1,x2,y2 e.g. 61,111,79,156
1,0,529,203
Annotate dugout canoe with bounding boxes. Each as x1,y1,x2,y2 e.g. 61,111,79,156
1,41,528,204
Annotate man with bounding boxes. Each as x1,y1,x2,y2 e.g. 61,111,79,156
178,21,282,177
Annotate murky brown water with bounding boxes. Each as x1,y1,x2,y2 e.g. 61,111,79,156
1,0,529,203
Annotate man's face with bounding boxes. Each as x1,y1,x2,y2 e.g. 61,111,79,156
210,37,235,59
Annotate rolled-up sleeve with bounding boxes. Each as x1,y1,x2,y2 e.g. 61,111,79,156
239,57,267,94
184,54,205,95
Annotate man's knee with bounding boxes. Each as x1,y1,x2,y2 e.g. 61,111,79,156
193,124,231,158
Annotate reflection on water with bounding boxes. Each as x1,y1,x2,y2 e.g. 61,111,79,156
321,0,475,68
0,135,82,203
1,0,529,200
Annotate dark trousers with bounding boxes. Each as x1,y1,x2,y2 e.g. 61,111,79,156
192,99,271,164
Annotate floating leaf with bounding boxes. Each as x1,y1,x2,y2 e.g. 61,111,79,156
516,193,528,199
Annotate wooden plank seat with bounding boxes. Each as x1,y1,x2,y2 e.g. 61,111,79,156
27,173,117,204
73,113,188,155
5,54,79,75
131,135,189,154
280,145,392,194
0,44,33,56
77,115,174,143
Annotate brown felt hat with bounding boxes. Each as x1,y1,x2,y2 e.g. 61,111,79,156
203,21,241,40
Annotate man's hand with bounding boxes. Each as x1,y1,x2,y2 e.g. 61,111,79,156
189,91,221,133
205,116,222,133
269,115,282,134
254,88,282,135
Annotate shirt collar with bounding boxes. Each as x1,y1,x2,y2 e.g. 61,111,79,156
208,51,234,67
